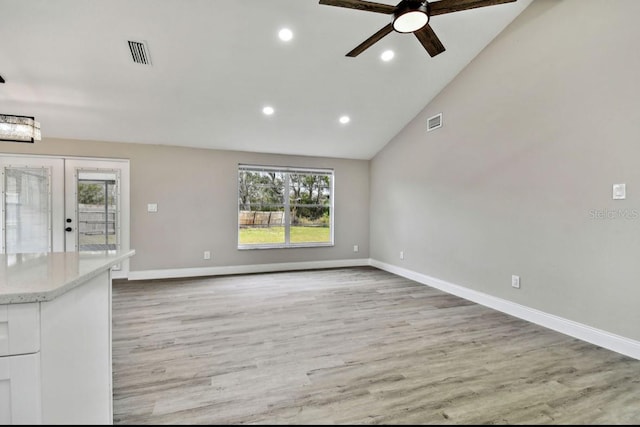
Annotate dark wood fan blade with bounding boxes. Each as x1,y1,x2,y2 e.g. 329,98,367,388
346,23,394,57
430,0,517,16
319,0,396,14
414,24,445,57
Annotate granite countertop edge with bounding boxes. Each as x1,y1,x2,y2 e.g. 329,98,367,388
0,250,135,305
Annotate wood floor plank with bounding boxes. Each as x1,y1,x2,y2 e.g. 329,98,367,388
112,267,640,424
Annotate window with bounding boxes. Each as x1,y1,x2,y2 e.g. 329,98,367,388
238,165,333,248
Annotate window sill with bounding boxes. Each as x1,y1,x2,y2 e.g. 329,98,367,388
237,242,334,250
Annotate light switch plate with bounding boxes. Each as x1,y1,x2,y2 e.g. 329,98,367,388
147,203,158,213
613,183,626,200
512,275,520,289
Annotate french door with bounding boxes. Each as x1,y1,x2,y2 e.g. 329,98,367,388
0,155,130,277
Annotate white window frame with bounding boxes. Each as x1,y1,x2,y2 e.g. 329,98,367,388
238,164,334,250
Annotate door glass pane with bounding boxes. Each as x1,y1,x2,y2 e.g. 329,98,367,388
77,171,118,251
4,167,51,253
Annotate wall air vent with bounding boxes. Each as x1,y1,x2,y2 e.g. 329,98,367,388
128,40,152,65
427,113,442,132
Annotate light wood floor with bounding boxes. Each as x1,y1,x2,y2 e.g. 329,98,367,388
112,267,640,424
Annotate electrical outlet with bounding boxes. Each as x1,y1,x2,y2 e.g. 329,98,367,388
353,245,359,253
400,251,404,260
512,275,520,289
203,251,211,260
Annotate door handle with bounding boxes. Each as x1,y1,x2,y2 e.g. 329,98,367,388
65,227,73,232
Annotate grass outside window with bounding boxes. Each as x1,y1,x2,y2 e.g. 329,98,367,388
239,226,331,245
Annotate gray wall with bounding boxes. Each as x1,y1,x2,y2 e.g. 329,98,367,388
370,0,640,341
0,139,369,271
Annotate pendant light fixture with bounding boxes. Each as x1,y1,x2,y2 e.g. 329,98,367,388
0,114,42,143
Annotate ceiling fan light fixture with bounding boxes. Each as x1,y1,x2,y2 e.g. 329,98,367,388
322,0,517,58
393,3,429,33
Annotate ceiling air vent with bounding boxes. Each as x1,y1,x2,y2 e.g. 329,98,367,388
128,40,152,65
427,113,442,132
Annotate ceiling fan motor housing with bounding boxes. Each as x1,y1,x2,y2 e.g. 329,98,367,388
393,0,430,33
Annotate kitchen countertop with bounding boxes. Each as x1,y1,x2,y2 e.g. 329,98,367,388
0,250,135,304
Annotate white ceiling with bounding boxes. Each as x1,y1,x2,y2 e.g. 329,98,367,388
0,0,532,160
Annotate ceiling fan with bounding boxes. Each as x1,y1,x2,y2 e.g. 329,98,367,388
319,0,517,58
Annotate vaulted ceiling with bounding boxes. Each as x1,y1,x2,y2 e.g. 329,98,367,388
0,0,532,159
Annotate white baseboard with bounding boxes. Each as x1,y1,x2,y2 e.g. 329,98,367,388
370,259,640,361
127,258,371,281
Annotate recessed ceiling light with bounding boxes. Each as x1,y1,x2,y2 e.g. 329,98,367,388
263,106,275,116
339,115,350,124
278,28,293,42
381,50,395,62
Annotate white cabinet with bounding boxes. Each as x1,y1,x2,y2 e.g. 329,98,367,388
0,304,42,424
0,353,42,424
0,250,134,425
0,271,113,424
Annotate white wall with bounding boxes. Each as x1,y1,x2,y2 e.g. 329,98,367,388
370,0,640,341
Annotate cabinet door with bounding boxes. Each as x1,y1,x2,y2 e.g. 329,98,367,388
0,303,40,357
0,353,42,424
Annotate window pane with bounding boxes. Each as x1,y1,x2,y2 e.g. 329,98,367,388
238,166,333,248
288,173,331,244
288,174,331,207
4,167,50,253
238,170,286,245
238,208,285,245
290,206,331,244
238,171,285,211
